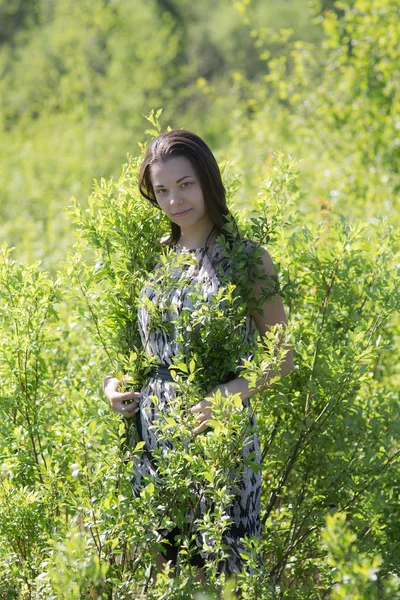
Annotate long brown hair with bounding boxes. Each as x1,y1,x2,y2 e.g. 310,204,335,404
138,129,237,247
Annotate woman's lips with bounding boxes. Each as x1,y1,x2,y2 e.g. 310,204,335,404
172,208,192,217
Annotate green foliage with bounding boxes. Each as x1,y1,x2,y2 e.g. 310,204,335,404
227,0,400,226
1,140,398,596
0,0,179,266
0,0,400,596
0,0,41,46
0,244,62,484
65,148,167,376
0,0,319,266
321,513,400,599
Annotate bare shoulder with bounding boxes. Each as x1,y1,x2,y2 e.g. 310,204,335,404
241,241,293,371
242,241,279,286
241,242,285,335
254,245,276,276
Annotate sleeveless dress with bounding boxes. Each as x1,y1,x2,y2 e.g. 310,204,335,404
132,241,262,574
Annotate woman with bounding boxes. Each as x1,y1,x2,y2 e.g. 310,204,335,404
103,130,293,574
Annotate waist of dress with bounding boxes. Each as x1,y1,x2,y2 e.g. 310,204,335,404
150,365,175,382
149,366,238,384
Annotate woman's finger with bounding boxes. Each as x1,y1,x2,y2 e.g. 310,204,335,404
120,402,138,417
110,391,142,402
193,419,209,435
110,399,138,416
191,400,211,414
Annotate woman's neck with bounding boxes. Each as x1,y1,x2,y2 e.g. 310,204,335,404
177,226,217,250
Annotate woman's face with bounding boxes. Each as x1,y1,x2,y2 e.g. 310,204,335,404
150,156,212,236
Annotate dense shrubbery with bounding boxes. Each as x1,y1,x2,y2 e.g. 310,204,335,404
0,130,399,596
1,0,399,597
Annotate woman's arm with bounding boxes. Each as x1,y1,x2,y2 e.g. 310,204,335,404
243,245,293,391
191,247,293,434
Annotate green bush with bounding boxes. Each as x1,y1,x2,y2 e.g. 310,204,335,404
1,127,398,596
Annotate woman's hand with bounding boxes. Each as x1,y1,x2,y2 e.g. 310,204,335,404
191,398,213,434
191,380,246,434
103,375,141,418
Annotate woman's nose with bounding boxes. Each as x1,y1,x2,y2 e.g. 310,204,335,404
169,190,183,205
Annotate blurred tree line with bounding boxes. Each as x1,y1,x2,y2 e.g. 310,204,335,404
2,0,398,268
0,0,322,265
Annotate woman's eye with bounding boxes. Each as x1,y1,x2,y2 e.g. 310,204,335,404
156,188,167,194
181,181,192,188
